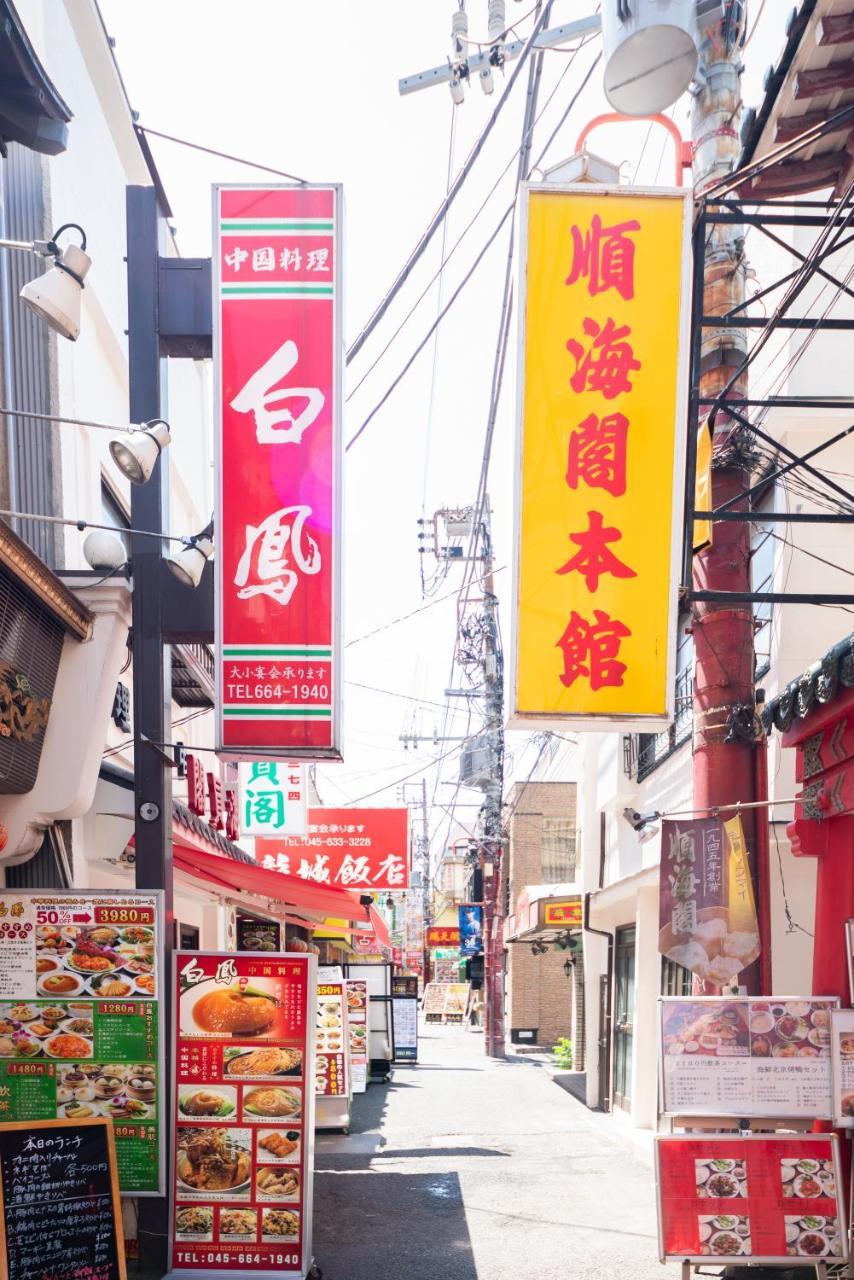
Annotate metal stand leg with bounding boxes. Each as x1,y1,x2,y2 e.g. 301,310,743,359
681,1260,691,1280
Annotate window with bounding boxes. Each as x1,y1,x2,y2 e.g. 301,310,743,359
637,613,694,780
661,956,693,997
541,817,577,883
751,510,775,678
100,483,131,557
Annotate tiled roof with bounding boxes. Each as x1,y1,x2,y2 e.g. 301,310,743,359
762,633,854,734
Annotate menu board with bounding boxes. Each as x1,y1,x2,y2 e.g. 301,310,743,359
656,1134,847,1264
345,981,367,1094
659,996,838,1118
443,984,470,1024
0,890,162,1196
314,982,348,1098
0,1116,125,1280
236,921,282,954
170,951,315,1279
830,1008,854,1127
422,984,445,1022
392,997,417,1062
391,976,418,998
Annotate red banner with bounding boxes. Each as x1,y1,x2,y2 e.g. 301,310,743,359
257,807,409,890
171,951,315,1277
214,185,342,759
656,1135,847,1263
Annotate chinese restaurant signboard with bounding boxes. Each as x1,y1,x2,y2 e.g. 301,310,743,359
170,950,316,1279
655,1134,847,1264
511,185,691,728
543,899,582,927
214,184,342,761
659,996,839,1119
0,889,163,1196
427,927,460,949
658,815,760,984
257,806,409,890
238,762,306,838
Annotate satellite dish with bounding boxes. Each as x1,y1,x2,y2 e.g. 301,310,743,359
602,0,699,117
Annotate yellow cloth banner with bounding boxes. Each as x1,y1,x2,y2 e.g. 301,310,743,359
513,187,690,724
694,417,713,551
723,814,760,939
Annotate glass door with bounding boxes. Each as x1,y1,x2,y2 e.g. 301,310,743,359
613,925,636,1110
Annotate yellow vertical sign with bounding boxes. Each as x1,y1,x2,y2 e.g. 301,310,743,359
511,186,691,726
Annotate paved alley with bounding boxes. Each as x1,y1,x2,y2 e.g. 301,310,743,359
313,1024,662,1280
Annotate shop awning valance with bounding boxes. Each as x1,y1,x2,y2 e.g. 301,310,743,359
172,840,388,940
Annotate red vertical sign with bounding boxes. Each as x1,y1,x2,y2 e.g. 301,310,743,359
214,185,342,759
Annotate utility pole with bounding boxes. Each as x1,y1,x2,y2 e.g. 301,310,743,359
690,3,762,993
398,778,431,989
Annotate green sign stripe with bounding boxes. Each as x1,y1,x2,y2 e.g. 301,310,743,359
221,221,333,232
222,286,333,296
223,707,331,717
224,648,332,657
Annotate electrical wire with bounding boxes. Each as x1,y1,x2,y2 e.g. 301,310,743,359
138,126,307,184
345,564,505,647
342,742,465,806
0,509,187,543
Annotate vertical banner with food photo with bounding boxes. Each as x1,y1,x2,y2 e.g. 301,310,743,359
656,1134,847,1264
314,981,349,1100
345,981,367,1094
0,889,163,1196
830,1007,854,1127
659,816,760,986
170,951,316,1279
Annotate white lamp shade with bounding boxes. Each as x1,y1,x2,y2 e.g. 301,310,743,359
82,530,126,573
603,0,698,116
166,536,213,589
19,243,91,342
109,421,171,485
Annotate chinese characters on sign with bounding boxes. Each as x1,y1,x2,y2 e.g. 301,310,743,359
238,762,306,838
426,928,460,949
512,187,690,725
171,950,315,1279
256,806,409,890
314,982,348,1100
215,185,342,759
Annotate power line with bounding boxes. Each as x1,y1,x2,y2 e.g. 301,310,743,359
138,125,307,184
346,1,555,366
342,741,465,806
345,567,505,647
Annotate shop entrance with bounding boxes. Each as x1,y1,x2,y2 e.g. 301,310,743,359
613,925,636,1110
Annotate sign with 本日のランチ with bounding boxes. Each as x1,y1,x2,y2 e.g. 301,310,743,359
171,951,316,1279
656,1133,847,1265
511,186,691,728
659,996,838,1119
214,185,342,761
238,762,306,838
0,890,163,1197
256,807,409,890
658,815,760,986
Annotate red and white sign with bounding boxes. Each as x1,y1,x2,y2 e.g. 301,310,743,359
214,185,342,760
170,950,316,1278
257,807,409,889
656,1134,847,1264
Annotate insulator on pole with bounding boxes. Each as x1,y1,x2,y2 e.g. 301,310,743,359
450,6,469,103
487,0,505,41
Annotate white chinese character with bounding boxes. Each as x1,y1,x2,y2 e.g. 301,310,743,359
335,855,372,886
254,665,266,679
306,248,330,272
225,246,248,272
252,246,276,272
280,247,302,271
298,854,330,884
374,855,405,887
229,339,325,445
233,505,321,607
306,666,315,679
275,852,291,875
229,665,242,678
319,824,329,834
284,666,295,679
261,855,275,870
269,665,281,679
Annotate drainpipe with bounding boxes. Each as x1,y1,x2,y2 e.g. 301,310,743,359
584,890,614,1112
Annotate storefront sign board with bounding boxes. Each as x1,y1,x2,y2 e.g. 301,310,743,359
543,900,582,927
214,184,343,761
239,763,306,838
830,1008,854,1127
659,996,838,1119
511,185,691,728
656,1133,847,1264
0,889,163,1196
427,927,459,948
169,951,316,1279
391,997,418,1062
257,807,409,889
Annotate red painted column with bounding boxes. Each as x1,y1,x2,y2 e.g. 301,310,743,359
808,815,854,1001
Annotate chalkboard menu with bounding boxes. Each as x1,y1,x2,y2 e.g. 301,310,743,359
0,1116,125,1280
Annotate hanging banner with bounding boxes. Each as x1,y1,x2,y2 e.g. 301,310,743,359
458,906,483,957
239,763,306,838
214,184,342,761
511,185,691,728
257,807,409,889
658,815,760,985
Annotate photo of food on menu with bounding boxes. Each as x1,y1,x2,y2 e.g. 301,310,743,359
172,953,313,1272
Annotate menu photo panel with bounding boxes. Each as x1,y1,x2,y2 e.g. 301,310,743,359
170,951,316,1280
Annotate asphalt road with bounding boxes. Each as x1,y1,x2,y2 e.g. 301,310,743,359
313,1022,664,1280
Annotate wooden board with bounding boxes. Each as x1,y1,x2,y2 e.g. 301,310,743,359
0,1116,126,1280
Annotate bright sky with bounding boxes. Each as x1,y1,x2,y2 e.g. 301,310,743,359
98,0,783,861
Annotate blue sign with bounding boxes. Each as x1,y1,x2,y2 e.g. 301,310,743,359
458,904,483,957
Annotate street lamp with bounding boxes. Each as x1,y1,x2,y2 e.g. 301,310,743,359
165,519,214,589
109,419,172,485
0,222,91,341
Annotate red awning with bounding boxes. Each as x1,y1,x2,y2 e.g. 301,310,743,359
368,904,391,950
172,842,375,930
